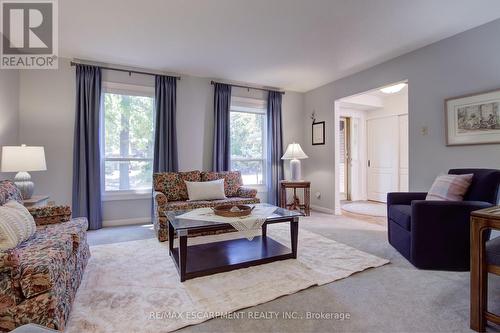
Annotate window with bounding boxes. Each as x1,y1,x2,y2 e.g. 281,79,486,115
102,82,154,193
230,97,267,185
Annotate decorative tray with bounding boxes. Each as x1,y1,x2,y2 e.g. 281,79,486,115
212,204,255,217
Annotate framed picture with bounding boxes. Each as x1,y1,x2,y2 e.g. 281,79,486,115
445,89,500,146
312,121,325,145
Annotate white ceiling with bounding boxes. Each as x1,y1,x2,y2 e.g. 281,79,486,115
59,0,500,92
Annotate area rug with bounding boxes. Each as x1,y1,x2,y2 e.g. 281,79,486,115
66,224,389,333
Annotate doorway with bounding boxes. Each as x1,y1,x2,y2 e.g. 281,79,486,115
333,81,409,216
339,117,350,200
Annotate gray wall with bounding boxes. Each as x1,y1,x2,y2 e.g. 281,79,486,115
0,70,20,180
18,58,304,224
304,19,500,211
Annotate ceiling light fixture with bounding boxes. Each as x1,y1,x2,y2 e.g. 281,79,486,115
380,83,406,94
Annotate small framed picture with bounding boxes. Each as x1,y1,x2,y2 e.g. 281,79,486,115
445,89,500,146
312,121,325,145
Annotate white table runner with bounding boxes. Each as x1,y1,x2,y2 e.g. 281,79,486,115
176,205,278,240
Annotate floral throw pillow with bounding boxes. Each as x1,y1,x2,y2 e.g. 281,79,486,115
153,171,201,201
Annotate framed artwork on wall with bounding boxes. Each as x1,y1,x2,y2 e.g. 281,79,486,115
445,89,500,146
312,121,325,145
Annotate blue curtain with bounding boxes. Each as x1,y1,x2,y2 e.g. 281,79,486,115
267,91,284,205
212,83,232,171
72,64,102,230
153,75,178,173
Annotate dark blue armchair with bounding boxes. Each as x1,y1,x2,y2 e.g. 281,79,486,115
387,169,500,271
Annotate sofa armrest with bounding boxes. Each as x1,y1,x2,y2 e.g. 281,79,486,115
153,191,168,215
154,191,168,206
28,205,72,226
411,200,493,269
237,186,258,198
387,192,427,206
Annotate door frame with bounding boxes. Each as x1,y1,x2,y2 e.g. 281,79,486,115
339,116,351,201
333,104,368,215
333,80,409,215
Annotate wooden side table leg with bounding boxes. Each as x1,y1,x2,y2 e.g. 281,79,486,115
470,220,487,332
281,186,286,208
305,187,310,216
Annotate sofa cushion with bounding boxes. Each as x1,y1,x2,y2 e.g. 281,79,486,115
161,197,260,215
200,171,242,197
153,171,201,201
36,218,89,252
15,219,88,299
486,236,500,266
388,204,412,231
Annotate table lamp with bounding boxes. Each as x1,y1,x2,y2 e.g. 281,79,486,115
281,143,308,181
1,145,47,199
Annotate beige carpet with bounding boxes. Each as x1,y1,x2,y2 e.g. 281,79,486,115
66,224,389,333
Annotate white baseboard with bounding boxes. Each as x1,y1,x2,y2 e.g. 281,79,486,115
103,217,151,227
310,205,335,215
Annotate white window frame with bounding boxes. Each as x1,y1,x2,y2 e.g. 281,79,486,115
229,96,268,188
101,82,155,201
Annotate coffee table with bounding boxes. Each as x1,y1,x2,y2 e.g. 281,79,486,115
166,204,302,281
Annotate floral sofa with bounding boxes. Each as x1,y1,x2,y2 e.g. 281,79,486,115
0,180,90,332
153,170,260,242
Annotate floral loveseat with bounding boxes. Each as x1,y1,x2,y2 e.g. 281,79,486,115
153,170,260,242
0,181,90,332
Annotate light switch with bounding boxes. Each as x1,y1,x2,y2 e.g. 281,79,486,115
421,126,428,136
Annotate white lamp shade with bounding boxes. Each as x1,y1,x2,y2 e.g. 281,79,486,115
1,145,47,172
281,143,308,160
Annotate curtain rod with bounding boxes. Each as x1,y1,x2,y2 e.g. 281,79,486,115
70,60,181,80
210,80,285,95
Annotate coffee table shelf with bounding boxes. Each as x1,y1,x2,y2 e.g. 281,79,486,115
170,236,293,280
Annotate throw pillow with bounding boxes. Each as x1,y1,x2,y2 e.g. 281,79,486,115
0,200,37,250
200,171,242,197
153,171,201,201
426,173,474,201
185,179,227,201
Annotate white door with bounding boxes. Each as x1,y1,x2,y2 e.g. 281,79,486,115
399,114,409,192
367,116,399,202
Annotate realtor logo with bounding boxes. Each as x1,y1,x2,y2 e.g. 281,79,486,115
1,0,58,69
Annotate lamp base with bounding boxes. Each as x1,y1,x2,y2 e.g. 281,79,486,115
290,159,302,181
14,171,34,199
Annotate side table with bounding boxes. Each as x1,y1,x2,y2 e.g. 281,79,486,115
280,180,310,216
23,195,49,208
470,206,500,332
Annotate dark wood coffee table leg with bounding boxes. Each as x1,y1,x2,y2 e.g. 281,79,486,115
290,217,299,258
178,230,188,282
262,223,267,238
168,222,174,256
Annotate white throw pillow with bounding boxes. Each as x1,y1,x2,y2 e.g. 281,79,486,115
0,200,37,250
185,179,226,201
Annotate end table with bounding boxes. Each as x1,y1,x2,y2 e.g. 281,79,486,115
23,195,49,208
280,180,310,216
